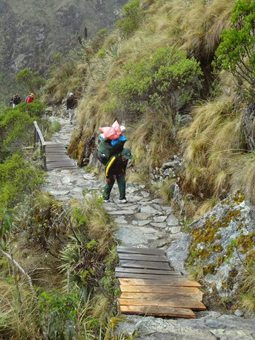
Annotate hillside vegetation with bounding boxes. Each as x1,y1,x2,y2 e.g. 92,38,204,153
0,0,127,102
0,103,120,338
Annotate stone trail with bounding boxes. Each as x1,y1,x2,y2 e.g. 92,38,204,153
42,114,255,340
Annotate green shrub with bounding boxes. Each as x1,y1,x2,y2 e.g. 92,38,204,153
117,0,142,37
0,154,44,219
16,68,45,93
110,47,203,116
39,290,80,339
216,0,255,97
0,101,45,157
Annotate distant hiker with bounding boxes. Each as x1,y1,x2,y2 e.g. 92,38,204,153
97,121,131,203
66,92,77,124
26,93,35,103
10,94,21,108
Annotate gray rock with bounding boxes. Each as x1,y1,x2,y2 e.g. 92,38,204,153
150,223,167,229
108,210,136,215
166,215,179,226
114,217,127,224
166,232,191,273
116,226,158,247
153,215,167,223
234,309,244,317
140,205,160,215
136,220,152,226
169,226,182,234
135,212,153,220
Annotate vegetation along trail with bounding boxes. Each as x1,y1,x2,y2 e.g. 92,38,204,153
44,113,255,339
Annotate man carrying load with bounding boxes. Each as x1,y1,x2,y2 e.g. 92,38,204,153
97,121,132,203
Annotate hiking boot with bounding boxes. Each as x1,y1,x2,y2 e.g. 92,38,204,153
104,199,110,203
118,198,127,204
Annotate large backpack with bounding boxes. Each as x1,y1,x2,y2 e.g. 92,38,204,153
97,140,112,165
97,140,126,165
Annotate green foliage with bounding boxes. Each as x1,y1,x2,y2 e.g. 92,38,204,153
110,47,202,115
39,290,80,338
216,0,255,96
45,120,61,139
16,68,45,93
0,101,45,157
0,154,44,219
117,0,142,37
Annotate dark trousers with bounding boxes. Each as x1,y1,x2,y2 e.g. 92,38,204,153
103,173,126,200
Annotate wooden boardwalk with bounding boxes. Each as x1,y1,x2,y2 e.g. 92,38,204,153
116,247,206,319
44,142,76,171
34,121,77,171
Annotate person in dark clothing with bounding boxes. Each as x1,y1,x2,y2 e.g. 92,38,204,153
103,148,132,203
10,94,21,108
66,92,77,124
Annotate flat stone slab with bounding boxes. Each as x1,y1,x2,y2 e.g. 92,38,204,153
117,226,159,246
134,213,152,220
166,215,179,226
140,206,160,215
153,216,167,223
150,222,167,229
109,210,137,215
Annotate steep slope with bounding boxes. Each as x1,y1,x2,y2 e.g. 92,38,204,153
0,0,127,100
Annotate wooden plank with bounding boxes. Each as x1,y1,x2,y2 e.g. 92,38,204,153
118,298,206,311
116,273,181,280
120,289,203,299
45,145,66,150
46,160,75,165
45,148,67,154
120,285,203,296
120,305,196,319
44,142,65,147
120,261,170,270
116,267,177,275
118,254,168,262
47,164,76,170
119,278,201,287
46,155,69,161
117,247,165,256
45,143,66,148
47,158,73,164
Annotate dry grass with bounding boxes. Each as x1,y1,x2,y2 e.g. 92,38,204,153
128,110,176,169
0,279,40,339
179,95,242,197
240,265,255,313
78,195,117,256
68,0,235,170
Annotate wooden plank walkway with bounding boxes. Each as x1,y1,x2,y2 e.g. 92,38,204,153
33,121,77,171
116,246,206,319
45,142,77,171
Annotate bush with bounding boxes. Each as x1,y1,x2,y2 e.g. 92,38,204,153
0,101,45,157
0,154,44,219
216,0,255,97
117,0,142,37
16,68,45,93
110,47,203,116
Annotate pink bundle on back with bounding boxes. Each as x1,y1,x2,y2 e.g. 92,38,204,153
99,120,122,140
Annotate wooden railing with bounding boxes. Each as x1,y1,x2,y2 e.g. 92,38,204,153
33,121,46,170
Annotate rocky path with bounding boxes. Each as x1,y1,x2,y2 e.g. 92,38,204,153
43,115,255,340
